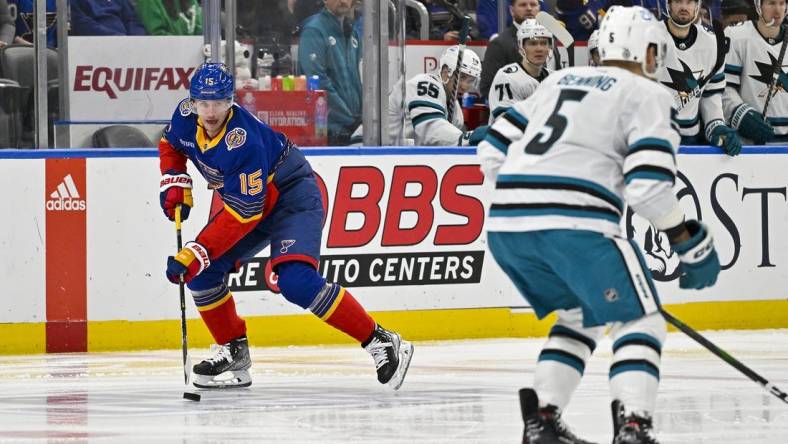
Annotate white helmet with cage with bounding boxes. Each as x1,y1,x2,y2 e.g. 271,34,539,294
439,46,482,81
599,6,669,79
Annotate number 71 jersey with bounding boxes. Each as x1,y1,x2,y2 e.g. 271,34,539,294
478,66,680,236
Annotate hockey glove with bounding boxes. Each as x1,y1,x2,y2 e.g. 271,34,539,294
730,104,774,145
671,220,720,290
464,125,490,146
705,120,742,156
166,241,210,284
160,171,193,221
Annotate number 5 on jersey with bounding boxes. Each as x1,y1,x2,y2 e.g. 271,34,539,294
239,170,263,195
525,89,588,155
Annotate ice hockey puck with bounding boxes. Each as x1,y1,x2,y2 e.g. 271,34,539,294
183,392,201,402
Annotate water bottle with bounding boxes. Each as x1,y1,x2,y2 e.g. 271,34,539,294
315,95,328,141
307,75,320,91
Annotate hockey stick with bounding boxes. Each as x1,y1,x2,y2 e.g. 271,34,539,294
536,12,574,70
175,205,191,386
447,15,471,123
660,308,788,405
762,22,788,117
676,19,728,111
535,11,574,47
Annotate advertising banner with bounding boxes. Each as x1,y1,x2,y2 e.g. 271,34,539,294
67,36,204,121
0,149,786,353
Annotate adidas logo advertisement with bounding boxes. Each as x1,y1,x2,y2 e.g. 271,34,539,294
46,174,86,211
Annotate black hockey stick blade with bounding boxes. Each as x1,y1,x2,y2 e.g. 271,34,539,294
660,308,788,404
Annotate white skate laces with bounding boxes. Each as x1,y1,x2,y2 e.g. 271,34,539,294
206,343,233,365
364,337,393,370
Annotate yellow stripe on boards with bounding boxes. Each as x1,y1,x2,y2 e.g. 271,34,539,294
0,323,46,354
1,299,786,354
320,287,346,321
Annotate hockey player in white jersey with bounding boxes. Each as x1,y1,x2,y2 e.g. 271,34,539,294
488,19,553,123
478,6,721,444
588,30,601,66
723,0,784,144
392,46,489,146
657,0,743,154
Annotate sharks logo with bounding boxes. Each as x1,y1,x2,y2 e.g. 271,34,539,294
661,59,704,111
750,52,788,99
625,171,702,282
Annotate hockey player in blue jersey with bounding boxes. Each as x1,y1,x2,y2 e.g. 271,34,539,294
158,63,413,390
478,6,721,444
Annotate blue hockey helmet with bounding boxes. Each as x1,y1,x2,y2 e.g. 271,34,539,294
189,63,234,101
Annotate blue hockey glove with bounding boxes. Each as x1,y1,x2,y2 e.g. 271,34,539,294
671,220,720,290
730,104,774,145
706,119,742,156
465,125,490,146
160,171,193,221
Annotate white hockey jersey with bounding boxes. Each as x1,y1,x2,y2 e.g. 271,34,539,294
478,66,683,236
389,73,468,146
723,20,788,141
488,63,549,124
657,22,725,143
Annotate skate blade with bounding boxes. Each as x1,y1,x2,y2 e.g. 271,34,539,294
387,340,414,391
193,370,252,389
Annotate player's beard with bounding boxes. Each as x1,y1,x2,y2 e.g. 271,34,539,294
670,6,697,27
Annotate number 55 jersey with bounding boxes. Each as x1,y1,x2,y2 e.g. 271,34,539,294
390,73,468,146
477,66,681,236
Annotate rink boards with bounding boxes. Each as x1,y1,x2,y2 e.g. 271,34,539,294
1,147,787,354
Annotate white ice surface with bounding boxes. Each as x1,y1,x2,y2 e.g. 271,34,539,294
0,330,786,443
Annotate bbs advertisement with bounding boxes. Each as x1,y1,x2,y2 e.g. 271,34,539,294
211,156,513,313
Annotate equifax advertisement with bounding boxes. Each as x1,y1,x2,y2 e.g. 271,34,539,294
67,36,204,121
1,151,787,325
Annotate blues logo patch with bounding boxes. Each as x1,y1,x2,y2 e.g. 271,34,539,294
225,127,247,151
179,99,192,116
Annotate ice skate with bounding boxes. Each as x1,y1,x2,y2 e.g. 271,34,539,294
362,325,413,390
519,388,597,444
192,336,252,389
611,400,658,444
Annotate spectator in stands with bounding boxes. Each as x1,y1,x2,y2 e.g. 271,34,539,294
8,0,57,46
476,0,547,39
298,0,362,145
136,0,202,35
554,0,660,41
406,0,479,41
293,0,323,31
237,0,297,45
479,0,540,100
0,0,14,47
70,0,146,36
